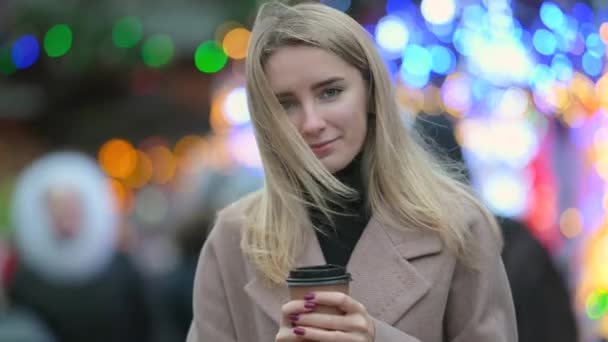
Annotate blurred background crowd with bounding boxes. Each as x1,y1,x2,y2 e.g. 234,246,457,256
0,0,607,341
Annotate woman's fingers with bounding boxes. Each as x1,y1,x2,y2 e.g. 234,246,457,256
277,299,315,341
286,325,367,342
291,311,370,332
278,291,375,341
275,326,306,341
304,291,367,314
281,299,315,318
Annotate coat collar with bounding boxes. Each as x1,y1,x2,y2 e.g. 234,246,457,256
244,216,443,326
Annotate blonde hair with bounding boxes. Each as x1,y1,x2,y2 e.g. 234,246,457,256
242,1,501,284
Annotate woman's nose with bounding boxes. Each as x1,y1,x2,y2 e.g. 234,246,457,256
300,103,326,136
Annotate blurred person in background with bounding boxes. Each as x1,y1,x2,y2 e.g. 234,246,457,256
156,166,263,341
415,113,578,342
188,2,516,341
7,151,152,342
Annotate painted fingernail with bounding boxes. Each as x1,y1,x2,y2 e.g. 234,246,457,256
293,327,305,336
304,301,316,309
288,313,299,321
303,293,315,300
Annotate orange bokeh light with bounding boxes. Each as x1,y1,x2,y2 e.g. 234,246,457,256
600,23,608,45
222,28,251,60
98,139,137,179
214,21,242,44
596,75,608,111
559,208,584,239
147,145,176,184
123,150,153,189
210,89,232,134
174,135,206,159
174,135,210,174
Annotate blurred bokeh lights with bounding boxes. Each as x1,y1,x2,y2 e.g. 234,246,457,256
4,0,608,339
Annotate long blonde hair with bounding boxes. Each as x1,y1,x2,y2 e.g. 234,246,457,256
242,1,501,284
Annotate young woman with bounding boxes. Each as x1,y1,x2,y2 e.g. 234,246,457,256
187,2,518,341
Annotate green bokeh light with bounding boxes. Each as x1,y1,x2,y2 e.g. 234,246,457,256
44,24,73,57
112,16,143,48
195,41,228,74
0,46,16,75
0,179,14,236
586,290,608,320
142,35,174,68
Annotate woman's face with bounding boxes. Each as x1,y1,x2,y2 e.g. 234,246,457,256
264,45,369,174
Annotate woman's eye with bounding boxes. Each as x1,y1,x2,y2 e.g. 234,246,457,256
281,101,293,110
321,88,342,99
280,101,296,111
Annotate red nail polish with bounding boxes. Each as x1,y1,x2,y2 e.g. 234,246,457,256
293,327,305,336
288,313,299,321
303,293,315,300
304,302,316,309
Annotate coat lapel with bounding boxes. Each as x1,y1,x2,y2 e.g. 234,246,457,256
244,215,443,326
348,217,443,325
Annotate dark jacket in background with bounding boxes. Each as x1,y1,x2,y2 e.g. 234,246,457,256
7,253,151,342
499,216,578,342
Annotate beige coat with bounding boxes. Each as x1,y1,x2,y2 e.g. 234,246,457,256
187,197,518,341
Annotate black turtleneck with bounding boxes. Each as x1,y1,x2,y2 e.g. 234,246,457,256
309,155,371,267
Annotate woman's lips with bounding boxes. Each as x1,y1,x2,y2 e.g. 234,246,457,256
310,138,337,157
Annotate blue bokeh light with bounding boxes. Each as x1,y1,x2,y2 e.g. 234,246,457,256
533,29,557,55
386,0,412,14
429,45,456,75
586,33,606,58
405,24,426,46
554,16,579,52
540,2,564,30
402,44,432,76
453,28,474,56
384,58,400,79
11,35,40,69
582,52,603,77
556,34,576,54
471,78,491,101
580,23,598,39
572,2,594,24
599,9,608,24
551,53,573,81
511,18,524,40
529,64,555,91
554,16,579,36
462,4,485,29
428,21,454,40
400,67,430,89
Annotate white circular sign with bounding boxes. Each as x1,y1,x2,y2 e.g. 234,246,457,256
11,151,118,284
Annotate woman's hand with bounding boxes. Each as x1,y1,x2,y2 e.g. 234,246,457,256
274,291,375,341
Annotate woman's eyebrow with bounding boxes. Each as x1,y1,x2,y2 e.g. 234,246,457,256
274,77,345,99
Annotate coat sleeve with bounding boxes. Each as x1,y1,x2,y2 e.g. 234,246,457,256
444,217,518,342
186,234,238,342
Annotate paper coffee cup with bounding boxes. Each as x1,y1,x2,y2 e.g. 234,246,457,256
286,264,352,315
